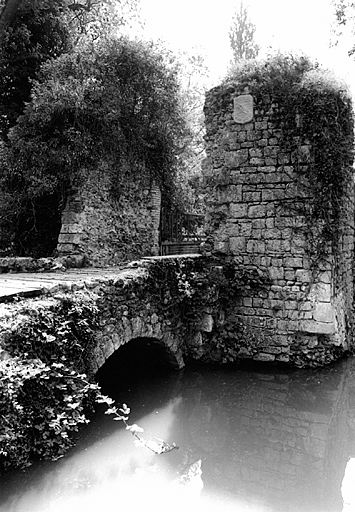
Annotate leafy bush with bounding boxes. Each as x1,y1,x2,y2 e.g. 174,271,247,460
0,294,100,471
0,36,189,256
0,357,96,470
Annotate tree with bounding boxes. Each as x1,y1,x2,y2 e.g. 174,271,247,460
331,0,355,55
173,49,209,213
0,36,189,255
229,1,259,63
0,0,141,140
0,0,72,140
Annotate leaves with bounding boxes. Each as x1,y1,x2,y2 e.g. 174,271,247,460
1,35,190,256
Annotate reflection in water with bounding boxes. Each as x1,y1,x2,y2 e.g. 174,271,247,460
3,356,355,512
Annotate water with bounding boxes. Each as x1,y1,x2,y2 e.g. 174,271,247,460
2,349,355,512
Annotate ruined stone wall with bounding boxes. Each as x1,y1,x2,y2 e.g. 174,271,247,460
57,162,161,266
203,83,354,366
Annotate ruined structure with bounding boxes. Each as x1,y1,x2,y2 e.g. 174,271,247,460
57,163,161,266
202,60,355,366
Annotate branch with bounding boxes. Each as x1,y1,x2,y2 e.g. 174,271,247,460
98,395,179,455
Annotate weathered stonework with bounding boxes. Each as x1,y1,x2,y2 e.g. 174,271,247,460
57,162,161,266
203,83,355,366
0,257,216,374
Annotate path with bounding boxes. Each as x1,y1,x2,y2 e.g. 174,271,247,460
0,267,130,302
0,255,198,302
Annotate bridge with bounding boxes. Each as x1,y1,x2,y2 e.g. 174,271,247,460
0,255,214,374
1,62,355,371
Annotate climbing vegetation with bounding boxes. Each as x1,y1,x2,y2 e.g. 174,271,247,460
224,54,354,264
0,36,189,256
0,294,99,471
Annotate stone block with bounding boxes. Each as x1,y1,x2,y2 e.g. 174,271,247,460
60,223,83,234
243,191,262,202
253,353,276,362
295,269,310,282
249,148,263,158
265,157,277,165
260,345,282,354
225,149,249,168
230,203,248,218
313,302,334,323
57,233,82,244
252,219,266,229
214,241,229,252
199,313,214,332
264,228,281,239
284,270,295,281
284,257,303,268
255,120,268,130
299,320,336,334
228,223,252,237
248,205,266,218
269,267,284,280
247,240,265,253
230,236,246,252
61,211,79,223
237,131,247,142
310,282,331,302
276,354,290,363
266,239,282,252
277,153,291,164
215,184,242,203
250,157,265,166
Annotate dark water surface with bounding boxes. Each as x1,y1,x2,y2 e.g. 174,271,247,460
2,350,355,512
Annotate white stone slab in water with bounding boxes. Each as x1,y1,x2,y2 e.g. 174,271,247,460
233,94,253,124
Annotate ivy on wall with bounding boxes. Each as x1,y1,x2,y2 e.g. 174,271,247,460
0,37,189,257
224,54,354,265
0,294,99,471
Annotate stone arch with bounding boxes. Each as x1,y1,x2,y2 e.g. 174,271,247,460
92,313,184,375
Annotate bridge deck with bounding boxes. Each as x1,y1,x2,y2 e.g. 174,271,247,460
0,254,200,302
0,268,129,302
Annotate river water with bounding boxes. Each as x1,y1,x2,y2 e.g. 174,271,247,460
2,345,355,512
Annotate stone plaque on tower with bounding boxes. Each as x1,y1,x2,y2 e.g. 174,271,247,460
233,94,253,124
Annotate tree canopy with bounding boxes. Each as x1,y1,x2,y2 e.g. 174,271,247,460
332,0,355,55
0,36,189,255
229,1,259,62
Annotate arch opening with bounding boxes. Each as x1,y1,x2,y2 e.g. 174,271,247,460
96,337,180,392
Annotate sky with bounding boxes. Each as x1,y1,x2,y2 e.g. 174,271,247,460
138,0,355,91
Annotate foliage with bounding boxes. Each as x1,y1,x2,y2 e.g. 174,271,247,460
0,287,179,472
0,294,100,470
331,0,355,54
0,35,188,256
172,49,210,214
0,357,97,470
0,0,72,140
224,54,354,265
229,1,259,63
0,0,142,141
147,256,269,326
97,395,178,454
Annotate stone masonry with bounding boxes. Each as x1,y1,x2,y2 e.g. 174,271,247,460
57,162,161,266
203,83,354,366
